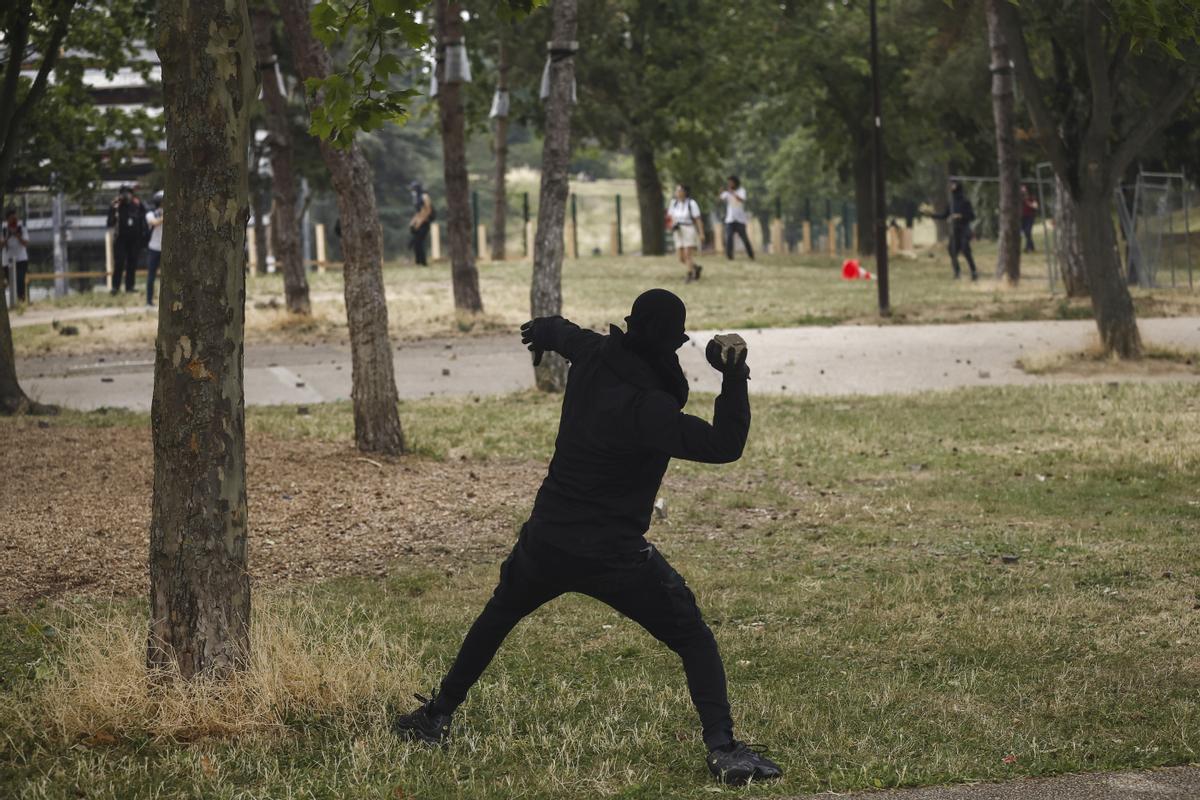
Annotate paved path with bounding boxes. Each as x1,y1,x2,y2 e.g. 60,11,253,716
17,317,1200,412
787,765,1200,799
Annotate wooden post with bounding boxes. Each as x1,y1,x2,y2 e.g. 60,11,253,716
566,221,577,261
609,221,619,256
827,219,837,256
771,219,785,255
247,226,258,271
714,222,725,255
104,229,114,290
852,222,859,254
901,226,913,252
801,221,811,254
477,224,490,263
432,222,442,261
315,223,327,273
524,221,533,260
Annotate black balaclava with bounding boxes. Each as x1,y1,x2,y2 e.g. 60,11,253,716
411,181,424,212
623,288,690,407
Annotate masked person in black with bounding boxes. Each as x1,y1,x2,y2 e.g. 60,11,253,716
106,185,147,294
929,179,978,281
393,289,782,786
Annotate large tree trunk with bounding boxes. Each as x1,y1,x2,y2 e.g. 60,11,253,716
1054,174,1089,298
490,35,509,262
436,0,484,316
0,285,56,415
279,0,405,455
987,0,1020,285
1077,180,1141,357
531,0,578,392
633,139,665,256
148,0,256,679
252,7,310,314
853,134,875,256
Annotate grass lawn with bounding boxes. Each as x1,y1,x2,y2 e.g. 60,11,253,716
2,382,1199,798
12,243,1200,358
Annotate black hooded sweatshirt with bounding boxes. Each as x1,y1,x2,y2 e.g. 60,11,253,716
525,318,750,557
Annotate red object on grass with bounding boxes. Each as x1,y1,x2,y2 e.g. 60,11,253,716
841,259,873,280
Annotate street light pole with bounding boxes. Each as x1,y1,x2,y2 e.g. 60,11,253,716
869,0,890,316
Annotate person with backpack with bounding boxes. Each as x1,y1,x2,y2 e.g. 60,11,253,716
928,179,978,280
668,184,705,282
391,289,784,786
106,185,148,294
409,181,434,266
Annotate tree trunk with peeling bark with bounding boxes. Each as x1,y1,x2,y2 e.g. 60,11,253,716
252,7,309,314
986,0,1020,285
531,0,577,392
148,0,256,679
436,0,484,317
279,0,405,454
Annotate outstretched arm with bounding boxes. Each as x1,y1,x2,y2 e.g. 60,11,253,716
521,316,604,364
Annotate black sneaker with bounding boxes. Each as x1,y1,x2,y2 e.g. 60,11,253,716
391,692,452,746
694,264,703,280
706,741,783,785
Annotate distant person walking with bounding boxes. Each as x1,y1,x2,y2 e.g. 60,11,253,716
3,207,30,302
145,191,164,306
668,184,705,282
107,185,147,294
1020,184,1038,253
718,176,754,261
409,181,434,266
928,180,978,281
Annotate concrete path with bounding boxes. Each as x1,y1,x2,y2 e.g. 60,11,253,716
786,765,1200,799
17,317,1200,412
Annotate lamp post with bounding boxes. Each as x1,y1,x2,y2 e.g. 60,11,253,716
869,0,890,316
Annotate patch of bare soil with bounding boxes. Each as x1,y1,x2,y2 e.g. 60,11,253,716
0,422,542,613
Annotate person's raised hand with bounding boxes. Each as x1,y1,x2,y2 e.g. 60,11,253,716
705,335,750,380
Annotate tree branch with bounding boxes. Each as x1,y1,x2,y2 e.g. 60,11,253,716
4,0,76,154
0,0,34,153
994,0,1070,181
1110,69,1200,180
1081,2,1114,161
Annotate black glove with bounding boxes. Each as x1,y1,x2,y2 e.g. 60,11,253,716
520,316,563,367
705,337,750,380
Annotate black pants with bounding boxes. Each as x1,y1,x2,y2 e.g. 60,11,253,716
724,222,754,260
949,227,977,278
14,260,28,301
146,249,161,305
435,527,735,750
411,222,430,266
112,237,141,293
1021,217,1036,252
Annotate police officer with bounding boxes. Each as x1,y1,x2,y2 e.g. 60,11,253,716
392,290,783,786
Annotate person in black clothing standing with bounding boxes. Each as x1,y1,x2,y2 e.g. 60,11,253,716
928,180,978,280
392,289,783,786
106,185,147,294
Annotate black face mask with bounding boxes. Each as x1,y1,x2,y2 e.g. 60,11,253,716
623,289,690,407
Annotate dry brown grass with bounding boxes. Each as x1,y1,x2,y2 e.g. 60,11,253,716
1017,339,1200,376
23,596,421,742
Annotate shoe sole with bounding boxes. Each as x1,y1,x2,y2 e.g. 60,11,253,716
392,723,448,748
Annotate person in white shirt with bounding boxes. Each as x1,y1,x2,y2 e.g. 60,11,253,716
3,207,30,302
668,184,705,283
145,191,164,306
718,176,754,261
